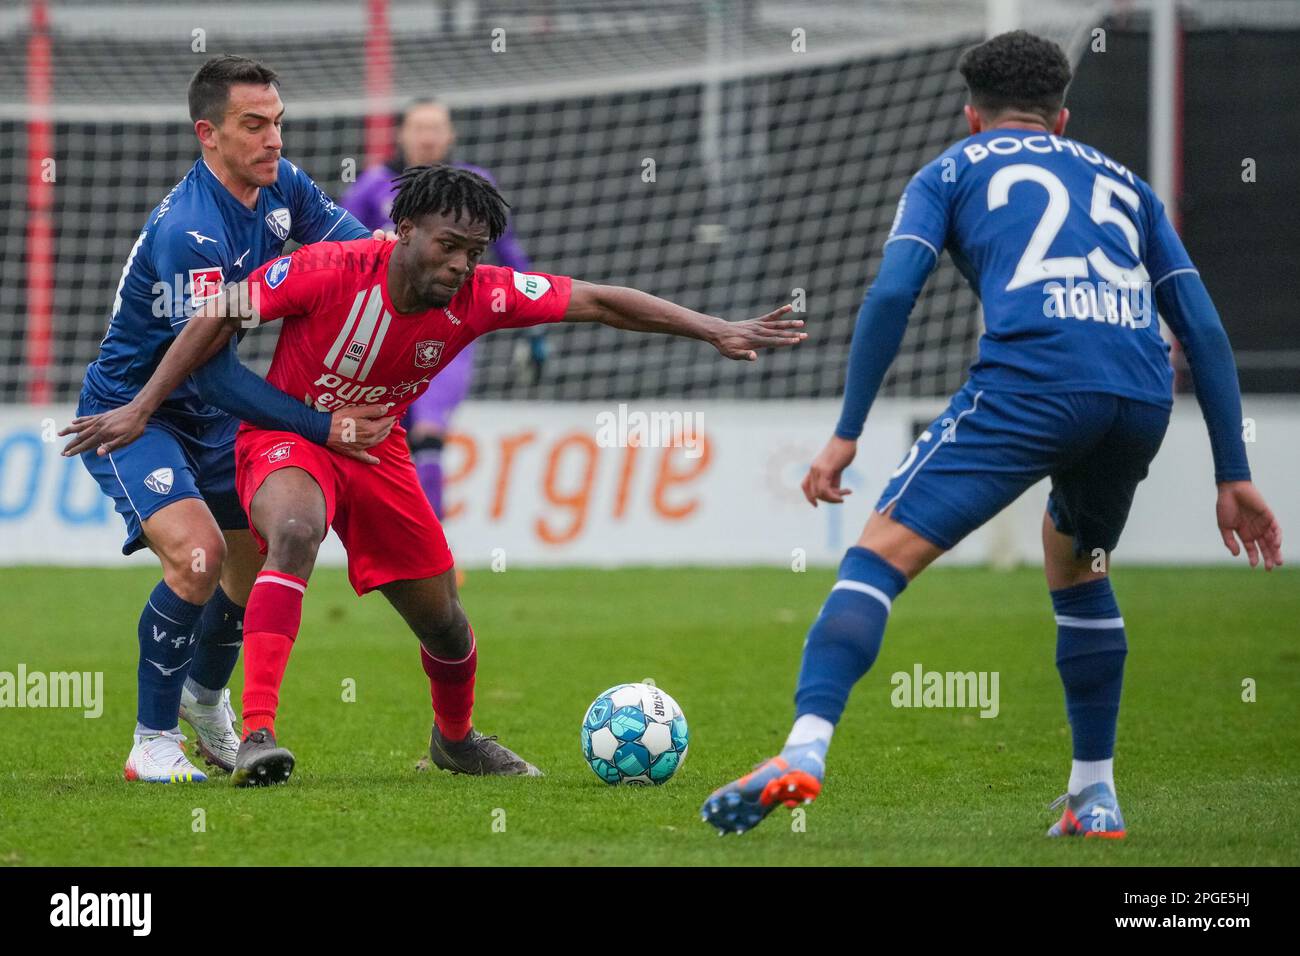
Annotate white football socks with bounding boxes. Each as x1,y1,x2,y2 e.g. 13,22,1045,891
1068,758,1115,796
784,714,835,750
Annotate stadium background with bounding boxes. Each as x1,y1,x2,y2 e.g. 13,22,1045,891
0,0,1296,567
0,0,1297,874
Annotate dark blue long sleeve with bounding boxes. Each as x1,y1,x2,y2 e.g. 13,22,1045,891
834,240,938,440
192,337,332,444
328,211,372,242
1154,271,1251,483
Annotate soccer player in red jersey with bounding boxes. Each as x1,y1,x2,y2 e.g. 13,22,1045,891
80,165,806,785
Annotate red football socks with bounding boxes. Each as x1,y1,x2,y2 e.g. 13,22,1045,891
420,632,477,742
241,570,307,739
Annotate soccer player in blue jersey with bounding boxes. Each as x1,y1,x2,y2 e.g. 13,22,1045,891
701,31,1283,837
60,55,394,783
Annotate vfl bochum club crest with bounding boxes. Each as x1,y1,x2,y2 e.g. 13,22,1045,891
144,468,174,495
414,340,445,368
265,207,292,241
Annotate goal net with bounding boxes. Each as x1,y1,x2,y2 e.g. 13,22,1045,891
0,0,1103,404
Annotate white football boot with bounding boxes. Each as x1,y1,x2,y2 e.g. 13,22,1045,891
124,729,208,783
179,685,241,773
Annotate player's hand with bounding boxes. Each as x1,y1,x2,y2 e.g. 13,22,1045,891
801,435,857,507
58,401,150,458
1216,480,1282,570
711,305,806,361
371,229,398,242
327,405,396,464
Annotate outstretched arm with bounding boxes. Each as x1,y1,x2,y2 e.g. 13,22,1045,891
563,280,805,360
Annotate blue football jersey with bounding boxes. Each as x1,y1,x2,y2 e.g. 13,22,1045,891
82,157,368,423
887,129,1195,405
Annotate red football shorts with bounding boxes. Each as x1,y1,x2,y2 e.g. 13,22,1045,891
235,426,455,595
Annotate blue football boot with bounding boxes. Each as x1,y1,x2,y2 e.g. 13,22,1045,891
700,743,825,835
1046,781,1127,839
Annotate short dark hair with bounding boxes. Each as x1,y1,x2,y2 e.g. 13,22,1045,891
958,30,1071,122
390,164,509,242
188,55,279,125
399,97,446,125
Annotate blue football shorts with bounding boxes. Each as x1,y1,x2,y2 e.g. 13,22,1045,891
876,382,1171,555
76,391,248,555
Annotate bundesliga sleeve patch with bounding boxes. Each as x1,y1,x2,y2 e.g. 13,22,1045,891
265,256,292,289
513,272,552,301
187,266,224,302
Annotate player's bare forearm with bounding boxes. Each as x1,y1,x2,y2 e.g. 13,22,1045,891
565,282,720,338
563,280,805,360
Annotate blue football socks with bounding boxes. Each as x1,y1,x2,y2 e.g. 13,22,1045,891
793,546,908,725
136,580,205,731
185,584,244,705
1052,578,1127,766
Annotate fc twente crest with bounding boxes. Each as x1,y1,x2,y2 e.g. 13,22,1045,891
414,340,445,368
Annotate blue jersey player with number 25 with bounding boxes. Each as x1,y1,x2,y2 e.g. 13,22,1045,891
702,31,1283,838
60,56,394,784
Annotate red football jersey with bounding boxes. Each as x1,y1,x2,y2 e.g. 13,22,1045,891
243,238,571,419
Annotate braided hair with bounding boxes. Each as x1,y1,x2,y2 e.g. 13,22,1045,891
389,164,509,242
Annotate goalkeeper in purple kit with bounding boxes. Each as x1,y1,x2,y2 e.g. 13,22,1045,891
342,98,540,519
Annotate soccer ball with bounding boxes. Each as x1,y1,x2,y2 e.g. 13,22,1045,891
581,682,689,785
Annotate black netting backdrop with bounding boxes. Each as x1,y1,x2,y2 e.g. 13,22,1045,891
1,0,1109,403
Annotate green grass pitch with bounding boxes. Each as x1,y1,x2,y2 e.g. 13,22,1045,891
1,565,1296,866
